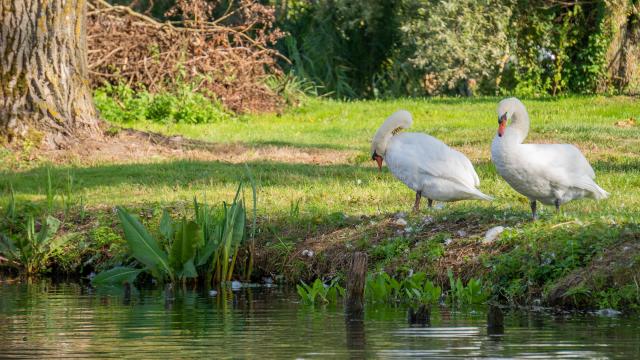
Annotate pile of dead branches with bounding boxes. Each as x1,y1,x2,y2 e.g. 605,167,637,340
87,0,286,113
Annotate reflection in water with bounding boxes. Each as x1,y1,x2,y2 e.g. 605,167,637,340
0,281,639,358
345,312,366,359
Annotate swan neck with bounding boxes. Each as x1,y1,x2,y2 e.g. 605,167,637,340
508,107,529,143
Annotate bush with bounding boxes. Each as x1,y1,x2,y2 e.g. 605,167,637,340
94,83,231,124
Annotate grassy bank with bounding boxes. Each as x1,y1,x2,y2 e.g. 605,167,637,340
2,96,640,310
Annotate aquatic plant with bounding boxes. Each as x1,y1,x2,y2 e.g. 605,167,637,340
365,271,441,306
92,180,254,287
447,268,489,306
297,278,345,305
194,183,247,284
0,215,74,275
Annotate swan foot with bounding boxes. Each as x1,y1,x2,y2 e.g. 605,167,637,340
530,200,538,221
413,191,422,212
428,199,433,208
554,199,560,213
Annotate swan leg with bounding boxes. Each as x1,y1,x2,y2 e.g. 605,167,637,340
413,191,422,212
428,199,433,208
530,200,538,221
554,199,560,213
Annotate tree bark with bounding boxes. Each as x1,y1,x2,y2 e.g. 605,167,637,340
1,0,101,148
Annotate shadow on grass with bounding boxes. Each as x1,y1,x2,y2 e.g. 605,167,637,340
0,160,383,195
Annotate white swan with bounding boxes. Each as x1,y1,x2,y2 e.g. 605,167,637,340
372,110,492,211
491,97,609,220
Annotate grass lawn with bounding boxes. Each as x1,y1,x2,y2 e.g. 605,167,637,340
2,95,640,309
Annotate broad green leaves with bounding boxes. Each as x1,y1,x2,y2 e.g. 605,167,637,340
116,206,172,281
91,267,143,285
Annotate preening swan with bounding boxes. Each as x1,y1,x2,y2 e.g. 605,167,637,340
372,110,492,211
491,97,609,220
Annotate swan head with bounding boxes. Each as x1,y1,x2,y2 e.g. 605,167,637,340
371,110,413,171
496,97,525,137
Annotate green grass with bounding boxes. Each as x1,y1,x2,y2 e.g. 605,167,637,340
2,96,640,308
2,96,639,220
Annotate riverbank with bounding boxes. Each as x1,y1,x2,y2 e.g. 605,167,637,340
2,96,639,311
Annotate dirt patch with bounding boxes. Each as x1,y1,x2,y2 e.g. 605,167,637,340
25,127,355,167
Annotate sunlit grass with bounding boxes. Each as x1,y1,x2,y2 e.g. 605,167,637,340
1,96,639,225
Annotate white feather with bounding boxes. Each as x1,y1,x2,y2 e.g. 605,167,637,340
373,111,492,202
491,97,609,206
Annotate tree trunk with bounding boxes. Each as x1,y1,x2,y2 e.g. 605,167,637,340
0,0,101,148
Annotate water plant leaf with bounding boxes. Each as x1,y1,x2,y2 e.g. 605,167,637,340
170,218,202,272
159,209,174,241
92,266,143,286
116,206,172,280
36,216,61,246
197,224,222,266
182,259,197,278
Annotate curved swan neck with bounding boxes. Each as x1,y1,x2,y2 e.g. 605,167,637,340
372,110,413,155
506,103,530,144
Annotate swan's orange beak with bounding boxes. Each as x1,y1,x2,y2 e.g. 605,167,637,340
498,113,507,137
372,152,383,172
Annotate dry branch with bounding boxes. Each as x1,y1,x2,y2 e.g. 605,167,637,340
87,0,286,113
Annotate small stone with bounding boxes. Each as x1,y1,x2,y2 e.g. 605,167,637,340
444,238,453,246
395,218,408,227
301,249,315,258
456,230,467,237
484,226,505,244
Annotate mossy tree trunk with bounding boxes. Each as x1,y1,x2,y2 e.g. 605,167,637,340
0,0,101,148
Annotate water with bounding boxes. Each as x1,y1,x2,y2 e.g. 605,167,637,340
1,282,639,359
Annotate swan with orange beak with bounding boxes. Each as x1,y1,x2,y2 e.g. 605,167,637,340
371,110,492,212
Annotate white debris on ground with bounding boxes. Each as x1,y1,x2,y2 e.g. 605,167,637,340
444,238,454,246
301,249,315,258
484,226,505,244
595,308,622,317
456,230,467,237
395,218,408,227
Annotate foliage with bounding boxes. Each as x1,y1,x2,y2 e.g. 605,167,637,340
276,0,622,97
399,0,511,95
94,83,231,124
0,215,74,275
0,174,81,275
91,179,255,287
297,277,345,305
447,269,490,306
365,271,442,306
276,0,402,98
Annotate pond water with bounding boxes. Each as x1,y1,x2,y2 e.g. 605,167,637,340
1,282,639,359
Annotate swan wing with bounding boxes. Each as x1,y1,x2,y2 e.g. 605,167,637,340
387,133,480,190
521,143,597,185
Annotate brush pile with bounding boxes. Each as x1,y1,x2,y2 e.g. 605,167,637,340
87,0,286,113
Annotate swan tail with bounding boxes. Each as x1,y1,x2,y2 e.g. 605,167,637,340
576,178,609,200
469,188,494,201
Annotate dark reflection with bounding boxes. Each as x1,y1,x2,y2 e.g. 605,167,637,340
345,312,366,359
407,305,430,326
487,305,504,336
